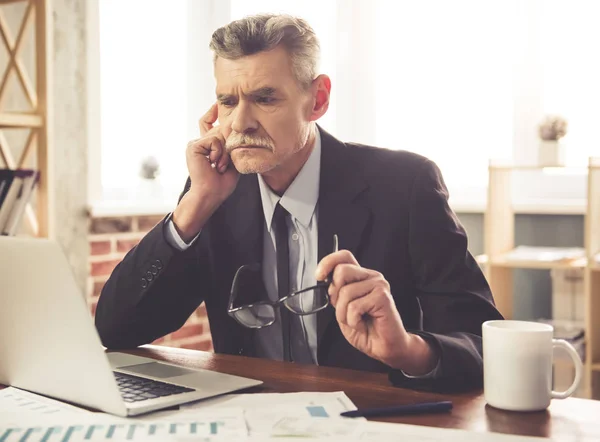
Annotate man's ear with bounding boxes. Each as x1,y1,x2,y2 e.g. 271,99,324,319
308,74,331,121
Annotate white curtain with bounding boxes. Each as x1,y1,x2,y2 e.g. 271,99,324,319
96,0,600,204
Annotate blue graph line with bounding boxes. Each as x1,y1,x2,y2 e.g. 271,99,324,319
61,425,83,442
84,425,104,440
40,427,62,442
0,429,17,442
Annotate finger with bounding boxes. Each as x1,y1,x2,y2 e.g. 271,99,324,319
334,278,378,325
207,136,225,165
188,136,223,166
328,264,372,305
345,288,390,329
315,250,359,281
188,138,211,157
199,102,218,136
215,134,230,172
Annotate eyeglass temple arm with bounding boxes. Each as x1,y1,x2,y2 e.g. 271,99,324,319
229,263,261,310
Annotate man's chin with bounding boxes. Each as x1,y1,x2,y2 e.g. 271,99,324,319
230,150,275,175
231,157,274,175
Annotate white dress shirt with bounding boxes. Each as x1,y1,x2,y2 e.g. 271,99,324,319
164,129,439,376
165,130,322,363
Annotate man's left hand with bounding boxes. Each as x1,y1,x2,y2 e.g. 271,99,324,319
315,250,438,376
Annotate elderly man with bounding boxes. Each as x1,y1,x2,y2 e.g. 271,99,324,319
95,13,503,392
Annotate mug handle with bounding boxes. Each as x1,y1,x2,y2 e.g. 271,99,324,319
551,339,583,399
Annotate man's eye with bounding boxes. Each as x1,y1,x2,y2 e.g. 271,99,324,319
256,96,275,105
220,100,236,108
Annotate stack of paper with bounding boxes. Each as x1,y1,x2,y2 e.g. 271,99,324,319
0,387,550,441
502,246,585,262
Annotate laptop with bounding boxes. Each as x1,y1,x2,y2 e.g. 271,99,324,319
0,236,263,417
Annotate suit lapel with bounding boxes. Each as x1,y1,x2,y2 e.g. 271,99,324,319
227,174,264,272
316,127,371,345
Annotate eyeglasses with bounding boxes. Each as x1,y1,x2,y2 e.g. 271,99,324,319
227,234,338,329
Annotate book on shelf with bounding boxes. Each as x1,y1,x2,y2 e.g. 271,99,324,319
502,246,586,263
0,168,40,236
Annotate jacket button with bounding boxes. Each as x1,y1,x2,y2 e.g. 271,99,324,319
155,259,163,270
146,271,154,281
150,264,158,275
238,347,244,355
141,278,148,288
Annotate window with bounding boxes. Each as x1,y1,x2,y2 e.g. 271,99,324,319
374,1,514,190
540,0,600,167
91,0,599,211
98,0,188,200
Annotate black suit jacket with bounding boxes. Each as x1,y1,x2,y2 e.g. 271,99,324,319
95,127,503,392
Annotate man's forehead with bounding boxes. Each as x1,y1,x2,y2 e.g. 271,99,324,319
215,71,281,94
214,47,294,91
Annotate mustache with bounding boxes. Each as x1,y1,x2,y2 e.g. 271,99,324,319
226,133,275,152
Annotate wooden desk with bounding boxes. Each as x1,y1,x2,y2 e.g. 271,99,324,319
2,345,600,441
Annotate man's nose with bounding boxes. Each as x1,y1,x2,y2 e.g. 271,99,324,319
231,101,259,134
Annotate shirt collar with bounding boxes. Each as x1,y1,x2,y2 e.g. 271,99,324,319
258,128,321,232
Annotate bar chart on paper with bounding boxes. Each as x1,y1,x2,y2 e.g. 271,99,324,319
0,419,245,441
0,387,247,441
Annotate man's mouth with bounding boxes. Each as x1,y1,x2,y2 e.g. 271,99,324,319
232,144,268,150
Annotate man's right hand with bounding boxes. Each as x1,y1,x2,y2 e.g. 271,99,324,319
172,103,240,242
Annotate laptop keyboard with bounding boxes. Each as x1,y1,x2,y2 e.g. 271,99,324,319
114,371,196,403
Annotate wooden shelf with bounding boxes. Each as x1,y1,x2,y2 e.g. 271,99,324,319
484,157,600,399
488,162,588,172
477,253,587,270
0,112,43,128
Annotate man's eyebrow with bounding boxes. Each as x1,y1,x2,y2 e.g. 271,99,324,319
217,93,236,101
249,87,277,97
216,88,277,101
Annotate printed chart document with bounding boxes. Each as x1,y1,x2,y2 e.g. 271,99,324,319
181,391,361,436
0,387,89,416
0,387,247,441
1,388,553,441
182,391,357,414
0,409,247,441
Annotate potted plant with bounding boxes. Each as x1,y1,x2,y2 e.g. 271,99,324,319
538,115,568,167
136,155,162,199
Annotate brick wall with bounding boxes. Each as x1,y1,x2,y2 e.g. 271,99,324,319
88,214,213,352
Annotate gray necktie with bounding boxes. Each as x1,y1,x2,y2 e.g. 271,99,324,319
272,203,313,364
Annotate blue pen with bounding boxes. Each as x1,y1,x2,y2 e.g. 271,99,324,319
340,401,453,418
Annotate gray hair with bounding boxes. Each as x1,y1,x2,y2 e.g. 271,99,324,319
209,14,320,88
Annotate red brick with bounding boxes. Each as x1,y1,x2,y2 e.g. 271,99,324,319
91,259,121,277
180,339,213,352
93,280,107,297
171,324,204,341
90,240,111,255
90,217,133,234
137,215,165,232
116,239,140,253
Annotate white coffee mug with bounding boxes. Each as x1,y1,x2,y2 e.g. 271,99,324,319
483,320,583,411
